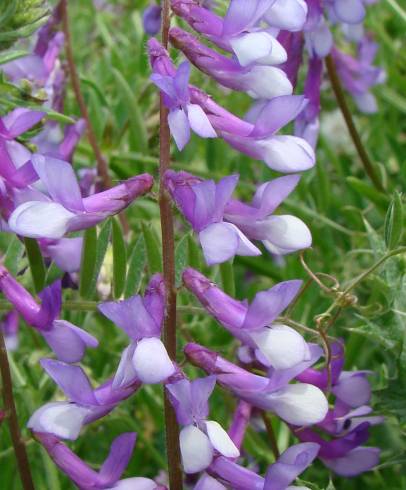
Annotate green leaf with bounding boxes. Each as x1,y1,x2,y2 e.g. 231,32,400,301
347,176,389,211
187,234,201,270
112,217,127,299
4,235,24,276
220,260,235,296
124,234,146,298
45,262,64,287
142,222,162,274
88,219,112,297
24,237,46,293
79,227,98,299
0,49,28,65
175,234,189,287
384,192,403,250
112,67,148,153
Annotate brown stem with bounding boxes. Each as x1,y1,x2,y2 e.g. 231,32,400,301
325,54,384,193
261,412,280,460
159,1,183,489
60,1,129,233
0,329,35,490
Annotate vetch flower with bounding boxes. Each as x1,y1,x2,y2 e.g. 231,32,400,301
0,309,19,351
166,376,239,473
28,359,142,440
8,154,153,239
34,431,165,489
164,170,260,265
209,442,320,489
150,59,216,150
183,268,313,370
185,343,328,427
0,267,98,362
142,4,162,36
98,274,175,384
169,27,291,100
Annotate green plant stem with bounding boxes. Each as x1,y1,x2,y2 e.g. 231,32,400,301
159,1,183,488
0,329,35,490
261,412,280,460
325,54,384,193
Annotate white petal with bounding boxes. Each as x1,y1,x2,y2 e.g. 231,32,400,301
262,215,312,255
243,65,292,100
250,325,309,370
132,338,175,384
264,0,308,31
257,135,315,172
110,477,158,490
187,104,217,138
168,108,190,150
9,201,75,239
266,383,328,426
204,420,240,458
180,425,214,474
230,32,286,67
113,343,138,389
27,402,90,440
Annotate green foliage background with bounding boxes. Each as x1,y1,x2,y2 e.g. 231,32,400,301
0,0,405,488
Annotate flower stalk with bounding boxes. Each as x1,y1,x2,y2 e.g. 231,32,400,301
0,328,35,490
159,1,183,488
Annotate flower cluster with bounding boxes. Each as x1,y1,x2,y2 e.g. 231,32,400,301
0,1,384,488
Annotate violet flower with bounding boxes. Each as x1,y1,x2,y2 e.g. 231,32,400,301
208,442,319,490
148,39,315,172
224,174,312,255
164,170,260,265
331,36,385,114
167,376,240,473
143,4,162,36
28,359,142,440
35,431,165,489
40,236,84,273
150,59,217,150
169,27,292,100
98,274,175,384
0,109,45,188
183,267,314,370
294,342,383,476
1,309,19,351
0,267,98,362
8,154,153,239
185,342,328,426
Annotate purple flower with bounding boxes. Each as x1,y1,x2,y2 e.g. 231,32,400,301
164,170,260,265
209,442,320,489
1,309,19,351
224,174,312,255
167,376,239,473
0,267,98,362
183,268,314,370
28,359,142,439
98,275,175,384
40,237,83,273
34,431,164,489
326,0,367,24
332,36,385,113
0,109,45,188
294,56,323,148
143,4,162,36
150,59,216,150
185,342,328,426
169,27,291,100
7,154,153,239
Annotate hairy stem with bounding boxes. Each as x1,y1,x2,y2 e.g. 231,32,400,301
0,329,35,490
325,54,384,193
159,1,183,488
60,0,128,232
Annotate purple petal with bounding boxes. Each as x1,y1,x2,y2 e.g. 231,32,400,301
264,442,320,490
40,358,97,405
222,0,275,37
252,174,301,216
192,179,217,230
174,61,191,103
213,174,239,222
2,109,45,138
98,432,137,486
332,372,371,407
43,237,83,273
334,0,366,24
243,280,302,330
322,447,380,477
168,108,191,150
